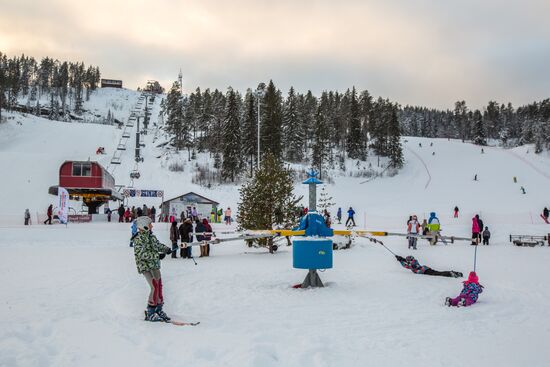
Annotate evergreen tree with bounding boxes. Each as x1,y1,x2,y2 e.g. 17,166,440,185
387,106,404,168
346,87,363,159
283,86,304,162
472,109,486,145
221,88,242,182
237,153,302,252
311,92,331,177
241,89,257,176
260,80,283,160
318,185,336,213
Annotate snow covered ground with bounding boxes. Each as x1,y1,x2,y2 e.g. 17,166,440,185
1,101,550,366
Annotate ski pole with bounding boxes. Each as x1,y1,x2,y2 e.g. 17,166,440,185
190,256,198,266
473,244,478,272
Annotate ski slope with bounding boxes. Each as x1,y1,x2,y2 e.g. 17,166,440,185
1,104,550,366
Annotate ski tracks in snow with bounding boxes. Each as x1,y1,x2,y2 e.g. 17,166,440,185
405,146,432,189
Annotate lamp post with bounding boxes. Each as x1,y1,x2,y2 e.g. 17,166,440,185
255,83,266,169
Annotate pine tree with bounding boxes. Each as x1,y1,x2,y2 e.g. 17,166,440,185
346,87,363,159
387,106,404,168
283,86,304,162
260,80,283,160
221,88,242,182
241,89,257,176
311,92,331,177
237,153,302,252
472,109,486,145
318,186,335,213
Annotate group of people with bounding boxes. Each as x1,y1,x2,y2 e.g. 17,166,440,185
471,214,490,245
118,204,157,223
406,212,441,249
170,217,213,259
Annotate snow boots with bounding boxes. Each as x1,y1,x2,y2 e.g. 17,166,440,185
144,304,170,322
445,297,452,307
450,271,463,278
155,304,171,322
144,306,163,322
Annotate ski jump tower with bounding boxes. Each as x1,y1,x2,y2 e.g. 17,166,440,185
293,169,334,288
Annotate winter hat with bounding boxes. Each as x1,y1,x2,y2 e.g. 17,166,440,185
405,255,415,262
136,216,152,230
467,271,479,284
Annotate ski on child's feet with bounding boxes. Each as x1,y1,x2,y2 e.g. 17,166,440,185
170,320,200,326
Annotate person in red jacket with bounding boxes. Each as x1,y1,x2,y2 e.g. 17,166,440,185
43,204,53,225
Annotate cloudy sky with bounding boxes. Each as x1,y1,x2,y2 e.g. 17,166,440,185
0,0,548,109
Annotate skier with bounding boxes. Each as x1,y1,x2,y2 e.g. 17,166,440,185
150,206,156,222
43,204,53,225
445,271,483,307
124,207,131,222
117,204,125,223
419,142,422,148
520,186,526,194
453,206,459,218
471,215,480,246
201,218,212,257
345,207,356,227
395,255,462,278
543,207,550,223
195,219,206,257
337,207,342,224
169,221,179,258
24,209,31,225
106,208,112,222
224,207,232,225
481,148,484,154
407,215,420,250
178,218,194,258
133,216,173,322
474,174,478,181
427,212,440,245
421,219,429,236
476,214,484,243
217,208,223,223
191,207,198,221
482,226,491,245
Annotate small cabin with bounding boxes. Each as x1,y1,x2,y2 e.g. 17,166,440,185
161,192,219,221
59,161,115,189
101,79,123,88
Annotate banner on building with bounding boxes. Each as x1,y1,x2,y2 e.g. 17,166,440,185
57,187,69,224
123,189,164,198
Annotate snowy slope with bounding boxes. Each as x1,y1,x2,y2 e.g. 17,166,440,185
1,101,550,366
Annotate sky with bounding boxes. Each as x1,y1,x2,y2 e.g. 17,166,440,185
0,0,549,109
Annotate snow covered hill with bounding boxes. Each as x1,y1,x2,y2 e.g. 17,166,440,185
1,100,550,366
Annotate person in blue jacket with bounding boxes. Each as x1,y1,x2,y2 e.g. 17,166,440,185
345,207,356,227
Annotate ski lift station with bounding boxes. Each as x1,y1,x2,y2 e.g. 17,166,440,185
160,192,219,220
48,160,123,214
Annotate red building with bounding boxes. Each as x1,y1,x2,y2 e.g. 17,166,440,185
48,161,123,214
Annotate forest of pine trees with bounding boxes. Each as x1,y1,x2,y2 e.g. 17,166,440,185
0,52,101,121
399,99,550,152
162,79,405,183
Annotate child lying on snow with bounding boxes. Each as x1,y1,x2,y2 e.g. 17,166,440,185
395,255,463,278
445,271,483,307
